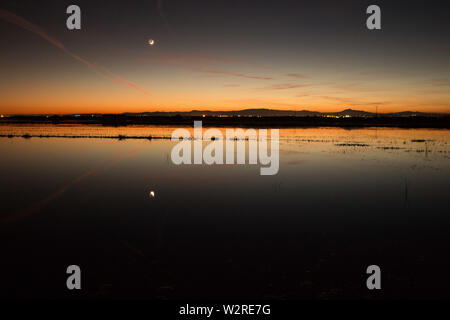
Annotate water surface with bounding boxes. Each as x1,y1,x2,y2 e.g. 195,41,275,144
0,125,449,299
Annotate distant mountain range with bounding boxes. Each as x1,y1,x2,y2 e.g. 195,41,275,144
3,108,449,129
121,108,446,118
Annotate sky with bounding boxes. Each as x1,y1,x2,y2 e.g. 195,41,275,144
0,0,449,114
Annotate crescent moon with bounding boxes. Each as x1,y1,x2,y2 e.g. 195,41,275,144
148,39,155,46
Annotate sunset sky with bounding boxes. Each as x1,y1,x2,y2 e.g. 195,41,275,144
0,0,449,115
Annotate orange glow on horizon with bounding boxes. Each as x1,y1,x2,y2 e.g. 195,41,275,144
1,7,449,116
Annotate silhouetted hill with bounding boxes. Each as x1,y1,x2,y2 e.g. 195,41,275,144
1,108,449,129
330,109,373,117
120,108,444,118
122,108,322,117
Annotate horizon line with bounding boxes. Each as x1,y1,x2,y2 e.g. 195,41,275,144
2,108,450,116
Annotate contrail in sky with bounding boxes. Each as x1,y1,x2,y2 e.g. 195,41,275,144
0,8,150,96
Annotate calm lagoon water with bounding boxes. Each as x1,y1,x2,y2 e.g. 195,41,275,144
0,125,449,299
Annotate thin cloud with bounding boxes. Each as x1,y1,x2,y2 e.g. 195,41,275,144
225,98,300,108
141,53,267,83
142,54,255,66
191,67,273,80
0,9,150,96
286,73,307,78
432,78,450,87
331,82,383,93
101,67,150,95
295,93,311,97
319,95,389,107
259,83,310,90
319,95,367,106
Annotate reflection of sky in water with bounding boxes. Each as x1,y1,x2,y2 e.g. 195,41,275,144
0,126,449,221
0,126,449,298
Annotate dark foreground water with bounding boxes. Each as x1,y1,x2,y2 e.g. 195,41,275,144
0,125,449,299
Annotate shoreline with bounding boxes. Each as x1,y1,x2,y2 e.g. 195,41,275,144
1,115,450,129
